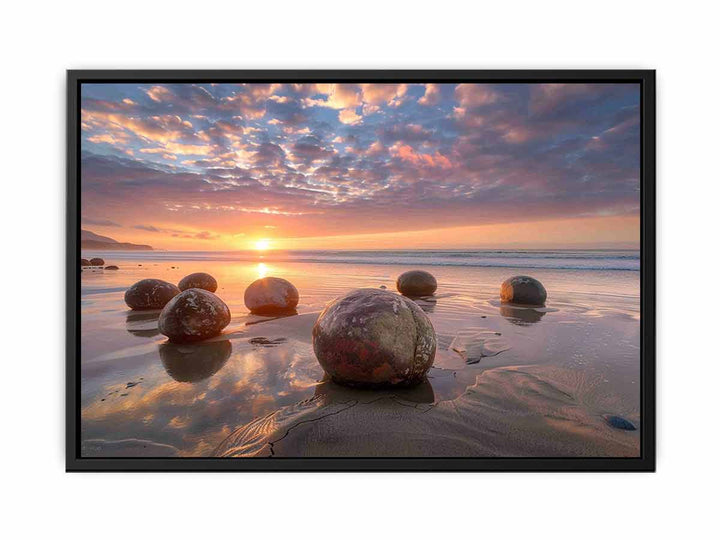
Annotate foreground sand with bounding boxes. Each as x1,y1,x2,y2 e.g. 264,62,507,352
216,365,638,457
80,256,640,458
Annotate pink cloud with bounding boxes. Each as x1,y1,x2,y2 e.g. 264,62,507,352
338,109,362,125
455,84,500,107
390,143,451,168
418,84,441,106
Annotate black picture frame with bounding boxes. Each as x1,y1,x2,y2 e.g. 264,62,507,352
67,69,656,472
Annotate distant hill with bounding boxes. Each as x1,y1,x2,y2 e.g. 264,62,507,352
81,229,153,251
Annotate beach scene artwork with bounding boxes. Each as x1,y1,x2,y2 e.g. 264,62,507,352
80,82,641,458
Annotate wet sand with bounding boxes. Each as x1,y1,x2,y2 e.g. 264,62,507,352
80,254,640,458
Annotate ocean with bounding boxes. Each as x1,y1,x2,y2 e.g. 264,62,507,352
83,249,640,272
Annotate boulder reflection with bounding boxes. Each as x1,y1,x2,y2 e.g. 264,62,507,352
159,340,232,383
126,311,161,338
313,375,435,404
500,304,547,325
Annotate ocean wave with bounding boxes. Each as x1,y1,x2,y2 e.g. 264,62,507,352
81,249,640,271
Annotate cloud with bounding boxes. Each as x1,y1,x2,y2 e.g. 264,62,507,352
82,217,121,227
455,83,500,108
360,84,408,107
133,224,161,232
390,143,452,168
418,84,441,106
338,109,362,125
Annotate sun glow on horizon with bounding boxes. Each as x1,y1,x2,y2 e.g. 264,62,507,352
254,238,271,251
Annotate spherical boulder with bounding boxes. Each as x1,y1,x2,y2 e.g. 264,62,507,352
396,270,437,296
80,258,90,267
90,257,105,266
244,277,299,314
178,272,217,292
124,279,180,310
500,275,547,306
312,288,437,387
104,265,119,270
159,288,231,343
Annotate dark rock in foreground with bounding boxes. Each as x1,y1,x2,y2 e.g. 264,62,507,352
104,265,119,270
159,288,231,343
80,258,90,267
244,277,299,314
500,275,547,306
179,272,218,292
124,279,180,310
396,270,437,296
312,288,436,387
603,415,637,431
90,257,105,266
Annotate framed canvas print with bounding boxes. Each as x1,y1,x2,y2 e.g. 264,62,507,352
67,70,655,472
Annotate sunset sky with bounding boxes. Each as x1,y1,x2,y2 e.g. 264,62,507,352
81,82,640,250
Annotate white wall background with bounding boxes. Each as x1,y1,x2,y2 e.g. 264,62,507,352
0,1,715,537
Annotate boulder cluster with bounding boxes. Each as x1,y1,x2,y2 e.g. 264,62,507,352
124,273,232,344
79,257,120,271
123,272,305,344
118,264,548,387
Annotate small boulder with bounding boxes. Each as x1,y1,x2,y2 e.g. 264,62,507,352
396,270,437,296
312,288,436,387
159,288,231,343
80,258,90,267
244,277,299,314
124,279,180,310
500,275,547,306
90,257,105,266
178,272,217,292
104,265,119,270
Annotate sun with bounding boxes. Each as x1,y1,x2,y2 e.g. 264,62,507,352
254,238,271,251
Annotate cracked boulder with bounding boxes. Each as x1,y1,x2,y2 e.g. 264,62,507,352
396,270,437,296
244,277,299,314
312,288,436,387
500,275,547,306
159,288,231,343
124,278,180,310
178,272,218,293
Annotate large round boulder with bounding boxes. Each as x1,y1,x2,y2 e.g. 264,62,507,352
124,279,180,310
159,288,231,343
396,270,437,296
80,258,90,267
178,272,217,292
500,275,547,306
312,288,436,387
90,257,105,266
104,265,119,270
244,277,299,314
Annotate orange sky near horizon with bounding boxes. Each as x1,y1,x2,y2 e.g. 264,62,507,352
88,214,639,251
